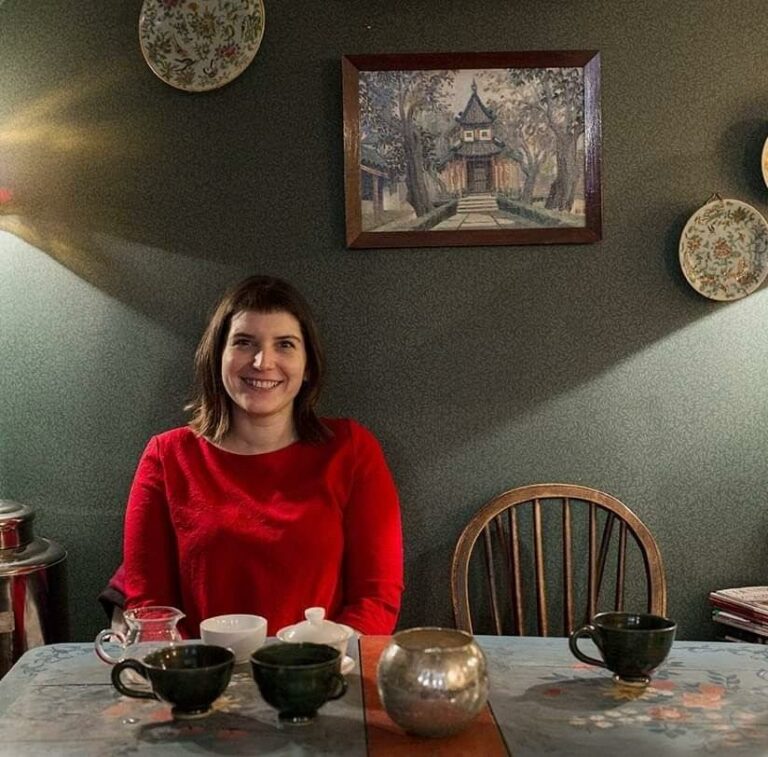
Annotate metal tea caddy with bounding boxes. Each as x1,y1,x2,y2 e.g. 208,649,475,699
0,500,68,677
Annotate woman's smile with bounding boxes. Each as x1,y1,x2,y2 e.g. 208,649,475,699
241,377,282,390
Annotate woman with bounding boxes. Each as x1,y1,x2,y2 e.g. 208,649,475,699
118,275,403,637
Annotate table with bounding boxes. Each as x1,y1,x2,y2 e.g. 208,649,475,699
0,636,767,755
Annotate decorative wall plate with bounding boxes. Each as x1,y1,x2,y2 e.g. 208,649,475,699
679,196,768,301
139,0,265,92
762,136,768,189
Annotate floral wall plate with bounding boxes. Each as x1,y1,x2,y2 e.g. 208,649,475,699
139,0,265,93
678,197,768,301
762,136,768,189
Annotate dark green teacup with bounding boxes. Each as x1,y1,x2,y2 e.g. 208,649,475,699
569,611,676,686
111,644,234,718
250,642,348,724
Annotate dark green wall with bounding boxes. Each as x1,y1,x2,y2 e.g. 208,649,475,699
1,1,767,641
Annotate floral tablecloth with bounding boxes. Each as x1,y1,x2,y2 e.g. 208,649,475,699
479,636,768,755
0,642,366,756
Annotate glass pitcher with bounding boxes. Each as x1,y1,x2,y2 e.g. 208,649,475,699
94,606,184,665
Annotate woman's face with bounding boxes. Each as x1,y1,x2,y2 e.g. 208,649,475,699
221,310,308,426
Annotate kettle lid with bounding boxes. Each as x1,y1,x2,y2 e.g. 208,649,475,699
0,500,66,573
0,500,35,549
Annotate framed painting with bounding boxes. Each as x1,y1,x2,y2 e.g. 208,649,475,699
342,50,602,248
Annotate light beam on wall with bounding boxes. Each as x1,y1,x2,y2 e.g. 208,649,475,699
0,69,147,281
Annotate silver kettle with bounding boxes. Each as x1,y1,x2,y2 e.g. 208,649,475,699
0,500,68,677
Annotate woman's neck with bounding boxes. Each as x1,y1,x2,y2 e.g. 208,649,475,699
217,414,298,455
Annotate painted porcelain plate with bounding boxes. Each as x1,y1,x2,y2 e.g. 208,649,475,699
678,197,768,301
139,0,265,92
762,136,768,189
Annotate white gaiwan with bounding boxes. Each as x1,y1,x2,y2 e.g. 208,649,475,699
277,607,355,661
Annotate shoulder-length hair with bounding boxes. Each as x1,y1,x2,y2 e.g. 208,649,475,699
186,275,331,444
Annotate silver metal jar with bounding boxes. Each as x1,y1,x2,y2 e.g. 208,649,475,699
0,500,68,678
376,627,489,738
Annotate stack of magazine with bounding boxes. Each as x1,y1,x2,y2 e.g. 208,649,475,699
709,586,768,644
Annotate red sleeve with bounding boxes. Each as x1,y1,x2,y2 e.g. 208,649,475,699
335,424,403,635
123,437,183,617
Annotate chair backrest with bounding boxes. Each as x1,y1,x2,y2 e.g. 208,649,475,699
451,483,667,636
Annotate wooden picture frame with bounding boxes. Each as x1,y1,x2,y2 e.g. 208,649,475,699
342,50,602,249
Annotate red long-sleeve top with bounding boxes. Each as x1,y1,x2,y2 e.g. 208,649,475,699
122,418,403,637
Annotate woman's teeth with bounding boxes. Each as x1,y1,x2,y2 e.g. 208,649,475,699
243,378,280,389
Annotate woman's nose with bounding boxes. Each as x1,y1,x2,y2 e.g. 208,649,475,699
252,348,275,369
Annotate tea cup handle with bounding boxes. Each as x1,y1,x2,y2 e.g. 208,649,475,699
327,673,348,701
111,659,156,699
95,629,127,665
568,624,606,669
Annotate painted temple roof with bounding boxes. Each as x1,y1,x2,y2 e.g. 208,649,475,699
451,139,504,157
456,80,495,126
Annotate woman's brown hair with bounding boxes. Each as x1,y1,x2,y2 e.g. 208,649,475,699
186,275,330,444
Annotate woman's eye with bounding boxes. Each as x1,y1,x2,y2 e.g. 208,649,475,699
232,338,252,347
278,340,296,350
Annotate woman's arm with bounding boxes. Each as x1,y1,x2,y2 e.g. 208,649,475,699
335,424,404,635
97,563,126,622
123,437,183,612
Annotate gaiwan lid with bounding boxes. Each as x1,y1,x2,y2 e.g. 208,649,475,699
277,607,353,645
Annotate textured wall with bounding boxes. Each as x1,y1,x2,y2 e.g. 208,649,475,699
1,1,767,641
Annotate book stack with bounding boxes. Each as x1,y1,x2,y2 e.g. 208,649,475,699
709,586,768,644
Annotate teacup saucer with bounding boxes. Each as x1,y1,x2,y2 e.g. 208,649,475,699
341,655,355,675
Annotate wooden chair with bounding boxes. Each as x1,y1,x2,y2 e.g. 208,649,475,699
451,483,667,636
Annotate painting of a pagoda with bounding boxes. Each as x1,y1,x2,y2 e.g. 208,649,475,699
356,66,588,234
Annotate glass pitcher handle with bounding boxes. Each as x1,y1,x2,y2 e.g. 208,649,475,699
94,628,127,665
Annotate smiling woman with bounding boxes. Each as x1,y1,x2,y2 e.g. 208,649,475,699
107,276,404,638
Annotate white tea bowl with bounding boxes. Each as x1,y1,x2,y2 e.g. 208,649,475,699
200,614,267,664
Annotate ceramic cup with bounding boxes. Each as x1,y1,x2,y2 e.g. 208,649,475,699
200,613,267,664
111,643,234,718
250,642,348,725
569,611,676,686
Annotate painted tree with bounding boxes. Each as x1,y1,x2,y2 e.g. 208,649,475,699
359,70,455,217
514,104,554,204
506,67,585,212
481,92,553,204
